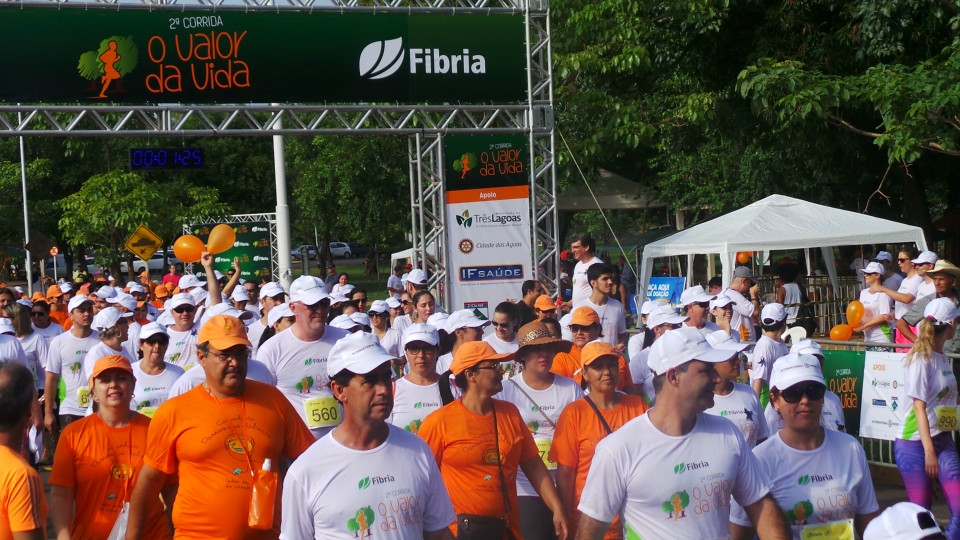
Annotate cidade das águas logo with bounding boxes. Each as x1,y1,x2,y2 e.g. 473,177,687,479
359,37,487,79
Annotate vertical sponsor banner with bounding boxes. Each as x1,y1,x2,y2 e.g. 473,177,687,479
444,135,531,315
822,350,865,436
859,351,908,441
190,221,273,282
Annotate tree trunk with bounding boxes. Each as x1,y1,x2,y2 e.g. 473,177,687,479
363,245,377,276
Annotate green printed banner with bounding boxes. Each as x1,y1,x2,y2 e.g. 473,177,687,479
0,7,526,104
190,221,272,282
822,350,865,436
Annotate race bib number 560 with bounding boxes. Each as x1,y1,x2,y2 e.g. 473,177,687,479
304,396,341,428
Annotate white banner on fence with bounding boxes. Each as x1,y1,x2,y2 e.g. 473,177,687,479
859,351,908,441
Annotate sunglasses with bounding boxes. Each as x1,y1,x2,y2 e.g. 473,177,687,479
401,300,411,305
570,324,596,333
173,306,196,314
897,258,910,263
302,299,331,312
490,321,512,328
354,297,368,303
369,311,388,317
780,383,826,403
30,311,46,317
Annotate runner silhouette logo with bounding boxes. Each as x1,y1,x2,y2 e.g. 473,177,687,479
359,38,405,80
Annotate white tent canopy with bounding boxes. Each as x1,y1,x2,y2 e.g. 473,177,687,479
639,194,928,299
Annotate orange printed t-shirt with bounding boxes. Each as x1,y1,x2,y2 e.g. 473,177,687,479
551,347,633,392
418,398,539,539
49,308,69,328
49,413,170,540
144,380,315,539
549,395,648,539
0,445,46,540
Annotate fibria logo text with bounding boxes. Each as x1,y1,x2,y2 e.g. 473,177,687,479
359,38,488,80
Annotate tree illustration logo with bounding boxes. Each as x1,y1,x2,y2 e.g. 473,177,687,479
296,376,314,394
78,36,138,99
660,490,689,520
346,506,375,537
452,153,477,179
785,500,814,526
404,419,422,434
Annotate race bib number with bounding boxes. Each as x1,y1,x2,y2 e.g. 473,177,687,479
800,518,854,540
138,407,158,418
304,396,341,428
535,438,556,470
77,386,91,407
936,406,959,431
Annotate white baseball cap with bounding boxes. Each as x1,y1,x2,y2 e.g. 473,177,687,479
769,353,825,391
342,284,356,294
385,297,401,309
349,312,371,328
200,303,254,327
138,322,168,341
289,276,329,306
230,287,250,302
860,261,885,275
178,275,202,289
156,310,175,327
640,300,658,316
16,299,32,308
648,326,735,376
790,339,824,358
67,294,94,312
59,282,74,294
127,283,146,295
710,294,735,310
92,286,117,300
213,270,224,281
329,292,350,305
875,251,893,262
406,269,428,285
924,297,960,326
189,287,208,306
679,285,714,307
446,309,489,332
646,305,688,328
426,312,450,333
368,300,390,314
760,303,787,325
168,293,196,311
330,314,359,331
267,303,294,327
327,331,397,377
863,501,944,540
402,323,440,350
912,251,939,266
108,292,137,312
0,318,14,335
260,282,286,299
12,286,23,295
705,330,748,352
92,307,132,332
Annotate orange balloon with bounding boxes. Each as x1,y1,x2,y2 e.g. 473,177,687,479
173,235,205,263
830,324,854,341
206,224,236,255
736,251,752,264
846,300,865,327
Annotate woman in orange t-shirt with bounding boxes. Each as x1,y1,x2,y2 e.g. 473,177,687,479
49,354,171,540
418,341,570,540
550,341,649,540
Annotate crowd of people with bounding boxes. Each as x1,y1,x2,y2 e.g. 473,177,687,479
0,233,957,539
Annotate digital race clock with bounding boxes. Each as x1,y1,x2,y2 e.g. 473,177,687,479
129,148,204,171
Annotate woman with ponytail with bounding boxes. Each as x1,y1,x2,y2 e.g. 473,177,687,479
895,297,960,538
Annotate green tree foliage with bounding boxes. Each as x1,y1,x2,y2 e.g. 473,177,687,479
77,36,139,80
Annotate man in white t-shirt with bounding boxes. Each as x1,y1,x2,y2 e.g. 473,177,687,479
247,281,287,355
704,330,767,447
387,265,404,300
581,263,627,351
483,301,520,355
281,331,456,540
162,293,201,370
724,266,761,341
568,233,603,309
257,275,349,439
627,305,686,404
43,295,100,431
575,327,790,540
679,285,721,337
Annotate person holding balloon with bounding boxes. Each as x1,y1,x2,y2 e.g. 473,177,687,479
853,262,893,347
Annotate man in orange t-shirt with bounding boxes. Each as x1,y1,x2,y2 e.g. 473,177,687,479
0,362,47,540
551,307,631,391
550,341,648,539
46,285,70,328
125,315,315,540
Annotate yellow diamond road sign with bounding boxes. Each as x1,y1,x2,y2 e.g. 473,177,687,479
124,225,164,262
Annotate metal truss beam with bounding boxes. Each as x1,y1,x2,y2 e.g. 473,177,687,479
0,0,543,10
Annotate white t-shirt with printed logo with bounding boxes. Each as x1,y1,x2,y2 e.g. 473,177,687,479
45,330,100,416
582,297,627,348
764,390,847,435
498,374,583,496
389,378,445,435
859,289,893,343
164,327,199,370
577,413,770,540
571,256,603,308
730,430,878,539
901,352,958,440
130,361,185,417
703,383,768,447
280,424,456,540
748,336,788,388
895,275,923,320
257,325,351,438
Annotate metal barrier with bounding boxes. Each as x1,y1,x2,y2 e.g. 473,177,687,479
753,274,864,335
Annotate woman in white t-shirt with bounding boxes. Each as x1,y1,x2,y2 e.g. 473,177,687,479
894,298,960,536
498,321,583,540
389,323,450,434
368,300,402,365
730,354,879,540
131,322,184,417
873,249,923,349
854,262,893,346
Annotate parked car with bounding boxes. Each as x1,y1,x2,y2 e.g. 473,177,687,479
329,242,352,258
291,245,319,260
347,242,368,258
120,253,182,274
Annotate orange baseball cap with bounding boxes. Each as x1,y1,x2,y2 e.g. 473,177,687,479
534,295,557,312
571,306,600,326
31,292,46,303
450,341,514,376
198,315,252,351
154,285,170,299
580,341,619,366
88,354,134,387
46,285,63,299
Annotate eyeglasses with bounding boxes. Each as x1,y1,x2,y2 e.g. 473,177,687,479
473,365,507,374
207,349,249,362
780,383,826,403
172,306,196,314
405,346,437,356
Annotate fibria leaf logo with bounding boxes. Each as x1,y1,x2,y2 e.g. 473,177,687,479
798,475,811,486
413,402,423,409
358,476,371,490
359,38,405,80
673,463,686,475
456,210,473,228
